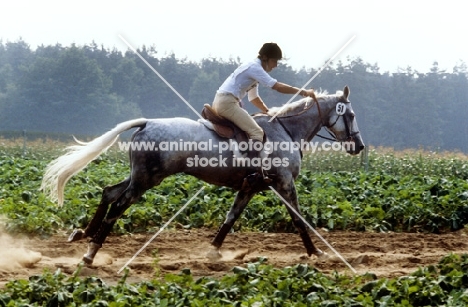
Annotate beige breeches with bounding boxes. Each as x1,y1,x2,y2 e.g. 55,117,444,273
212,93,264,141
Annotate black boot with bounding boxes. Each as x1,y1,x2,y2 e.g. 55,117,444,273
242,139,272,189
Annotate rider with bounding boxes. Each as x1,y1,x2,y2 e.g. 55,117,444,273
212,42,317,185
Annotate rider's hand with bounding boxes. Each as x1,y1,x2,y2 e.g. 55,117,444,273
302,89,318,103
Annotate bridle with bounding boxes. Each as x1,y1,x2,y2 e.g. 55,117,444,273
318,99,360,143
274,96,360,143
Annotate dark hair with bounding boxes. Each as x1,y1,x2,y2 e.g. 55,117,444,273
258,43,282,60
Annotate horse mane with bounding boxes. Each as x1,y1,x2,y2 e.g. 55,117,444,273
268,89,342,117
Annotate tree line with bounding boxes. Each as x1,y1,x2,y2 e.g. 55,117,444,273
1,39,467,152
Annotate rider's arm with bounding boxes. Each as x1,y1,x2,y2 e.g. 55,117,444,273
272,82,315,98
247,84,269,113
250,97,269,113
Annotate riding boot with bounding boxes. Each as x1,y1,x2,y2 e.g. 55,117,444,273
242,139,272,189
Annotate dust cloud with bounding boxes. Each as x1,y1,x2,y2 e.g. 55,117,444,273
0,229,42,273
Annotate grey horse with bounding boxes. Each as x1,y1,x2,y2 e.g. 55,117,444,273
41,85,364,265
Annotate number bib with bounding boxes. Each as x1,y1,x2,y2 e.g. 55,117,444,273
336,102,346,115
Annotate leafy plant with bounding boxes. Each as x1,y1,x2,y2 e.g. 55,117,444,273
2,145,468,236
2,255,468,305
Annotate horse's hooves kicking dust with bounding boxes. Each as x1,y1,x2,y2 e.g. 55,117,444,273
206,248,250,261
206,248,222,261
315,251,330,261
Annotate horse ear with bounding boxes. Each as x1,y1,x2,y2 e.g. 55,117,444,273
343,86,350,99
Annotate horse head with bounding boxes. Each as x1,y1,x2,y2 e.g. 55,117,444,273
323,86,364,155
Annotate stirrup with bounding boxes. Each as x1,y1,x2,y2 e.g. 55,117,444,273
258,167,275,183
241,172,272,190
260,168,273,183
243,172,262,187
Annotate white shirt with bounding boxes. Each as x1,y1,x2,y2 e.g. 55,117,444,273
218,58,277,101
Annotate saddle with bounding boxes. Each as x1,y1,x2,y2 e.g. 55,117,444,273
201,104,274,187
201,104,249,144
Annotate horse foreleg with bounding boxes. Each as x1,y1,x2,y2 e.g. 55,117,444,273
68,178,130,243
209,190,255,258
277,181,324,257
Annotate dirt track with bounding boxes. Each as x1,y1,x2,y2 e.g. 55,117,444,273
1,229,468,286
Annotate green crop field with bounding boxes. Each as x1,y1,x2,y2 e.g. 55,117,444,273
1,138,468,306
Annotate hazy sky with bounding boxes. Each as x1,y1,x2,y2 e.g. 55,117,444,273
1,0,466,73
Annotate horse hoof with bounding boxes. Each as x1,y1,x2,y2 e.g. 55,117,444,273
68,229,85,242
206,248,222,260
81,242,101,266
82,255,94,265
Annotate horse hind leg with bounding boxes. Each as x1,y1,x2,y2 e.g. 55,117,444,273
82,181,147,265
68,178,130,243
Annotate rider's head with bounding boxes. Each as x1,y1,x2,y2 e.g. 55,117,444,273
258,42,282,60
258,43,282,72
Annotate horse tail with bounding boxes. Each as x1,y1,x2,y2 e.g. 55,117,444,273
41,118,149,206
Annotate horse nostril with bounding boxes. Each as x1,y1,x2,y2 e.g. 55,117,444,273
359,145,365,151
